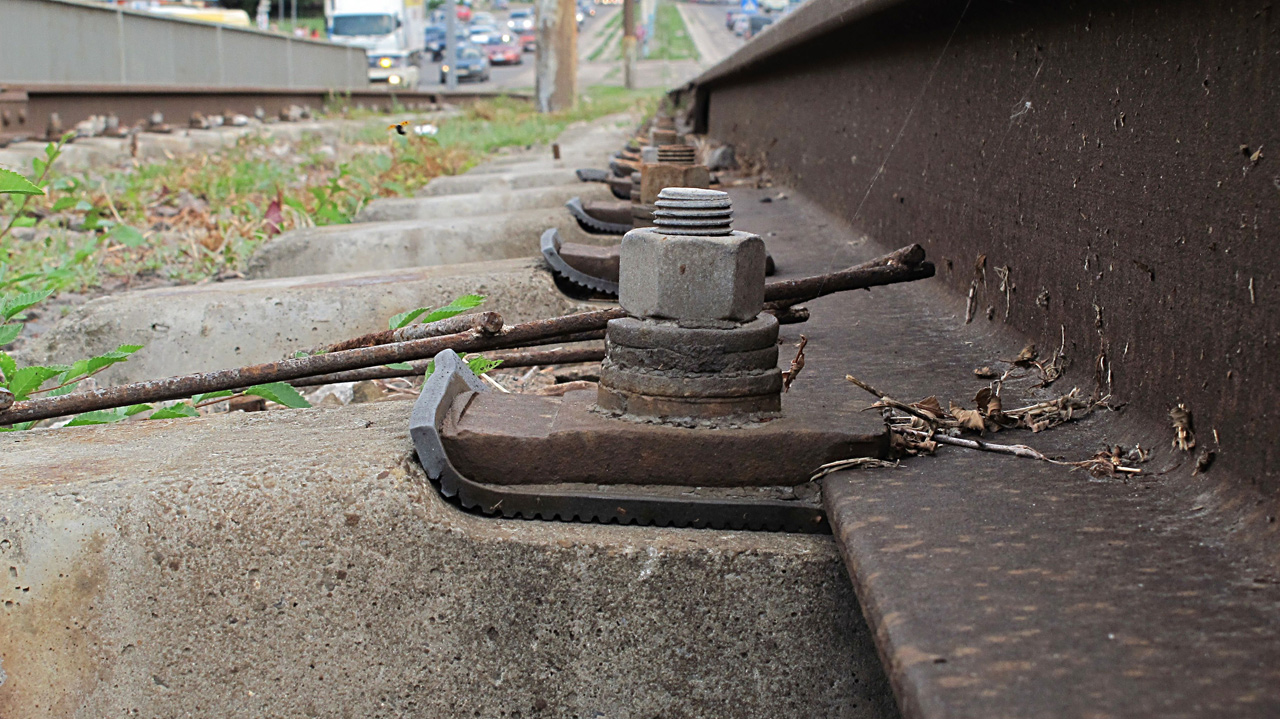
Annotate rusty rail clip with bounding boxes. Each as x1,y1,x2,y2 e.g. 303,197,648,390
541,228,620,295
565,196,634,235
575,168,609,183
409,350,831,533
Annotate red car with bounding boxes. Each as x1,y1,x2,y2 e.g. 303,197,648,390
456,4,471,21
518,30,536,52
482,35,522,65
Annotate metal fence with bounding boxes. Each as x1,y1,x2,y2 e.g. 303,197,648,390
0,0,367,89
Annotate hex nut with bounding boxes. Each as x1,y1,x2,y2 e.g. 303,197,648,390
619,228,767,323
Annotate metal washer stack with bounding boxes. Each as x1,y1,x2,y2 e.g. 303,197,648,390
598,188,783,421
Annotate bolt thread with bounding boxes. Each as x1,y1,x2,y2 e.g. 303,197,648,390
657,144,697,165
653,188,733,236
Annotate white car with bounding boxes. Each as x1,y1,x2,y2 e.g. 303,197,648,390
368,51,421,87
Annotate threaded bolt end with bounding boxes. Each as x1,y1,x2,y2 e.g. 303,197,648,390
657,144,697,165
653,188,733,236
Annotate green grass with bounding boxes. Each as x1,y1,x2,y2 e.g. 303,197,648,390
0,86,662,295
647,0,698,61
588,26,622,61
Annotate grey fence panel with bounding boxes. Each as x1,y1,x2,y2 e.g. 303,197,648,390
0,0,366,88
219,27,292,87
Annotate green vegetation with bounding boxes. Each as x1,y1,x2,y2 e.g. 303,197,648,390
648,0,698,61
0,86,661,298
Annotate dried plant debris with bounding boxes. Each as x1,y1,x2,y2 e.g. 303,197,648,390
845,374,1143,476
782,335,808,393
973,366,999,379
810,457,900,480
1012,343,1038,366
1170,403,1196,451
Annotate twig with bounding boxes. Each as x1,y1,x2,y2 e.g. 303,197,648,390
782,335,807,392
845,374,940,425
480,373,510,394
899,427,1050,461
810,457,899,480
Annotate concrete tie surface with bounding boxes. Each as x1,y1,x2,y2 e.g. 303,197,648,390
0,400,894,718
247,206,622,279
356,182,613,223
18,258,594,386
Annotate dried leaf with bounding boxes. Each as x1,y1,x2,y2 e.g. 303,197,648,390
911,396,945,418
264,191,284,237
1014,343,1037,366
973,366,999,379
950,402,987,433
1193,449,1215,475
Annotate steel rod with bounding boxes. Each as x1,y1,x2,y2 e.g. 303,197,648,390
0,245,931,425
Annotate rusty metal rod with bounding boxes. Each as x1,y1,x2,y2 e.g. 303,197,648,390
305,311,504,355
291,344,607,388
0,309,626,426
0,245,928,425
763,243,932,305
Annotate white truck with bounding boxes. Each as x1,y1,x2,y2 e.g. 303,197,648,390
325,0,426,86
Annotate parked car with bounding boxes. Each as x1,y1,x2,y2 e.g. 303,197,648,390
456,3,471,22
517,28,536,51
368,50,420,87
481,33,523,65
471,11,495,27
468,24,501,43
506,8,534,31
441,44,490,83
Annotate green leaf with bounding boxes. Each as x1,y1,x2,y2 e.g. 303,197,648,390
49,381,80,397
0,421,38,432
149,402,199,420
2,288,54,320
191,390,235,404
422,294,485,324
109,224,147,248
2,168,42,195
65,408,130,426
388,307,430,330
11,217,36,228
55,344,142,385
0,352,15,383
8,365,62,400
0,323,21,347
244,382,311,409
51,197,80,212
383,362,413,370
124,403,153,416
466,356,503,375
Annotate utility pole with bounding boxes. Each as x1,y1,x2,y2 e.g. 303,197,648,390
622,0,635,89
534,0,578,112
445,0,458,90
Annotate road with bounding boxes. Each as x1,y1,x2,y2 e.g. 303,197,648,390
414,1,748,92
415,6,616,91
